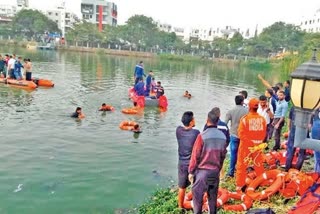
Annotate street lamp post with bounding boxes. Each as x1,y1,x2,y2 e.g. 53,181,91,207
291,49,320,150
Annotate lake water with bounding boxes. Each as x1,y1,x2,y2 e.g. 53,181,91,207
0,49,278,213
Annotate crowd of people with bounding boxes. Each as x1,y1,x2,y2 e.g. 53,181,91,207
176,75,320,214
69,60,169,133
0,54,33,81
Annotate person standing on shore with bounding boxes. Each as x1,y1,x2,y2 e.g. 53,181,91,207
188,109,227,214
272,90,288,151
285,107,306,171
258,95,274,144
236,98,267,192
225,95,248,178
310,104,320,173
176,111,199,208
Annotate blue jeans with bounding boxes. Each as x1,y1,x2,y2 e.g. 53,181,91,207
227,135,240,177
285,125,305,171
312,122,320,173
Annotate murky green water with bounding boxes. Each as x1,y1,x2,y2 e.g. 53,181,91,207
0,49,279,213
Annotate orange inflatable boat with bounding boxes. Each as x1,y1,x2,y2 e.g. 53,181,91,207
0,78,37,90
33,78,54,87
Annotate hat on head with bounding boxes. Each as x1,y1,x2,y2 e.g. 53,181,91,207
249,98,259,109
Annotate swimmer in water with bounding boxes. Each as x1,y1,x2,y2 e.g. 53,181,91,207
132,124,142,133
99,103,114,111
71,107,85,119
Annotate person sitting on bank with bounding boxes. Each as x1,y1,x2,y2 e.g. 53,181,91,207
71,107,85,119
99,103,114,111
131,124,142,133
184,91,189,97
134,77,145,96
155,81,164,98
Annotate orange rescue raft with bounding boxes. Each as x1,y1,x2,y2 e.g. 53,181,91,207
119,121,138,130
0,78,37,90
33,78,54,87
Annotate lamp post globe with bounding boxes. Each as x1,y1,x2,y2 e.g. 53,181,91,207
290,49,320,111
290,49,320,151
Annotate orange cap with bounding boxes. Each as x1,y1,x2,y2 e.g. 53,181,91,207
249,98,259,109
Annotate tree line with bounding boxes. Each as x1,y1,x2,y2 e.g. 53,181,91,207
1,9,320,58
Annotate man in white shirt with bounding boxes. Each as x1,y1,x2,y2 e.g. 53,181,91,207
258,95,274,144
7,55,16,79
239,90,249,108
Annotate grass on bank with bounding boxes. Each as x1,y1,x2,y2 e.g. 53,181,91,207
136,139,315,214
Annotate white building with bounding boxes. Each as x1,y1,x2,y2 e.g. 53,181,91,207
299,8,320,33
46,4,79,37
17,0,29,11
0,4,17,17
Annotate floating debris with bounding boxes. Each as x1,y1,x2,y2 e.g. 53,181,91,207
13,184,23,193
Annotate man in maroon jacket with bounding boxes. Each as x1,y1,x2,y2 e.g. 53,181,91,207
188,109,228,214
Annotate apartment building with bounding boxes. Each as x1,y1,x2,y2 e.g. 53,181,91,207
46,5,79,37
299,8,320,33
81,0,118,31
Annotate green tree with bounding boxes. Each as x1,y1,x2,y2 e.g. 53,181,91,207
258,22,305,53
66,22,103,43
12,9,60,39
122,15,158,49
229,32,244,54
212,38,228,57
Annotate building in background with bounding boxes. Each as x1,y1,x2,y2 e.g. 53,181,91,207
17,0,29,10
46,2,79,37
81,0,117,32
299,8,320,33
0,5,17,17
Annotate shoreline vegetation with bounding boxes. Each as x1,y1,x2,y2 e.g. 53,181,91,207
2,39,275,66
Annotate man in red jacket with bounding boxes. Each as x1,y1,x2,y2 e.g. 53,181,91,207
188,108,227,214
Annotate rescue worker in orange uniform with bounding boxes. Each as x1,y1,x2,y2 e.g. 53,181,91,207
236,98,267,192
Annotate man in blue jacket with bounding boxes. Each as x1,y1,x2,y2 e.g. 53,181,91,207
134,78,145,96
145,70,153,96
134,61,145,85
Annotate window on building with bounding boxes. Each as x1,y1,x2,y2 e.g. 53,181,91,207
90,15,92,18
318,18,320,22
48,12,52,15
309,20,312,24
305,21,307,25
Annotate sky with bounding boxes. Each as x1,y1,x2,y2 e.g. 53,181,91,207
1,0,320,31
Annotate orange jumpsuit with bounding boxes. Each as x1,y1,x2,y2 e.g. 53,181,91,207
236,112,267,190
